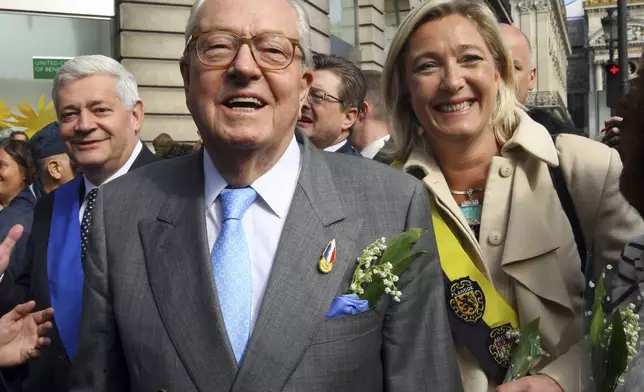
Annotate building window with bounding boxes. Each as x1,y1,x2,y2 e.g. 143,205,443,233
329,0,360,62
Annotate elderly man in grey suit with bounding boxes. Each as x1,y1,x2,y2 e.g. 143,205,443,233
68,0,463,390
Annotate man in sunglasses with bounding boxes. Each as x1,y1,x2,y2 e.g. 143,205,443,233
297,52,364,155
67,0,462,390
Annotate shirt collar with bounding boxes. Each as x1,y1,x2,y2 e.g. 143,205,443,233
203,135,301,218
360,135,390,159
83,140,143,197
324,139,347,152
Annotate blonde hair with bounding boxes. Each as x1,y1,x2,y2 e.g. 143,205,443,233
382,0,521,161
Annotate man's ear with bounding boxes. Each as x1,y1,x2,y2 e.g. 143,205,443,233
342,107,359,132
131,101,145,136
47,159,62,180
299,69,314,109
180,58,191,93
359,101,372,121
528,67,537,91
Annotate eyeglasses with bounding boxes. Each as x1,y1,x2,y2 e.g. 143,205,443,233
185,31,301,71
308,88,341,105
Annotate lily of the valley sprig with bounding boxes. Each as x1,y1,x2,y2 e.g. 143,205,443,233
588,265,643,392
348,228,427,308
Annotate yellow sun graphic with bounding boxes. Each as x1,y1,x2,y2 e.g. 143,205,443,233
0,100,12,129
7,96,57,138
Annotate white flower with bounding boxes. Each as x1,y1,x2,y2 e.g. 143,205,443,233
350,283,357,291
606,264,614,270
385,287,391,294
589,281,596,288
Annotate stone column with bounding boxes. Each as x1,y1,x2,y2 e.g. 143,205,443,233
357,0,385,70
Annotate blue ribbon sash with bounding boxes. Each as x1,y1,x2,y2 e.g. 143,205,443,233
47,176,83,359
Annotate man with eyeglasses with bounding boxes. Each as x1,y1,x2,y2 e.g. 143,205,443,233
67,0,463,390
297,52,364,155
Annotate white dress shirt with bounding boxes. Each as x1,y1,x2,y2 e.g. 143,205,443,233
79,141,143,221
360,135,390,159
324,139,347,152
204,136,301,331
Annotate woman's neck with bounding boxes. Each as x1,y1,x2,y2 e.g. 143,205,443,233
429,129,500,192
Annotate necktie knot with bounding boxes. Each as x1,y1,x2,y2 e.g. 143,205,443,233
220,187,257,221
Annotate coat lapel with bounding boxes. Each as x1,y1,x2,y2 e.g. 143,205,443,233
139,152,237,391
232,135,363,392
500,158,575,349
403,148,490,279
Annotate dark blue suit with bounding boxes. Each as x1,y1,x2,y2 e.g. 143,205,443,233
0,181,45,283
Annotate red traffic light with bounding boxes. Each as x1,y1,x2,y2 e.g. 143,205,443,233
605,63,619,75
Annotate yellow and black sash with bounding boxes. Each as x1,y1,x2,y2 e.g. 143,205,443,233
392,161,519,384
431,201,519,384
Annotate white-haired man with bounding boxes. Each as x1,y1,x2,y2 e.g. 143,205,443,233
66,0,462,391
0,54,158,392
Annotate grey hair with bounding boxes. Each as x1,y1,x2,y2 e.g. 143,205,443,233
52,55,140,111
184,0,313,68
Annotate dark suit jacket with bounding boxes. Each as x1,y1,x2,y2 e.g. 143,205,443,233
0,144,158,392
69,131,463,392
0,181,45,284
335,140,361,156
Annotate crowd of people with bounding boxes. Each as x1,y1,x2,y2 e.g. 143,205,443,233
0,0,641,391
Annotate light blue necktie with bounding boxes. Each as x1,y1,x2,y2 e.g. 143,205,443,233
212,186,257,365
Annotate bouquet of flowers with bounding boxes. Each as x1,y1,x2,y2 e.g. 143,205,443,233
587,266,642,392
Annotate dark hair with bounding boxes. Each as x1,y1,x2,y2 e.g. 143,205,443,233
153,133,174,156
620,74,644,216
0,139,37,185
362,70,389,122
10,131,29,141
313,52,366,111
161,143,194,159
527,108,578,135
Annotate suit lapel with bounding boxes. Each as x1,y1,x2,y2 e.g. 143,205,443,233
130,143,159,171
139,152,237,391
232,135,363,392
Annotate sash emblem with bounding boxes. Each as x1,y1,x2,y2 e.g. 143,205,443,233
449,277,485,323
488,324,513,368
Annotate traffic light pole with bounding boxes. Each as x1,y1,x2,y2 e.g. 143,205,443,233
618,0,629,96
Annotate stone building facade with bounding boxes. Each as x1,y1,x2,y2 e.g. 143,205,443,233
510,0,572,123
0,0,513,142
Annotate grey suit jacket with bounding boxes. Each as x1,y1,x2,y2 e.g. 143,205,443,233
69,132,463,392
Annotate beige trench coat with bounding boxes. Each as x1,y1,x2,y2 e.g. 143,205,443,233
402,110,644,392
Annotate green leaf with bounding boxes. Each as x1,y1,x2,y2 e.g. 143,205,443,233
590,306,607,348
379,228,427,269
604,311,628,391
504,317,541,383
593,275,607,314
590,273,608,348
360,250,427,306
359,229,427,308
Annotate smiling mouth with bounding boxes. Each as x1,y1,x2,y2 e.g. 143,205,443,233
224,97,267,112
298,115,314,124
436,100,474,113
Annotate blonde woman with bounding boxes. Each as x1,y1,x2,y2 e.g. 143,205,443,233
382,0,644,391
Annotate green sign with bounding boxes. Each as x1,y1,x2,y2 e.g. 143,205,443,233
33,57,71,80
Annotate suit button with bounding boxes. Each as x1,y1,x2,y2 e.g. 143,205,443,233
488,231,503,246
499,164,513,178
